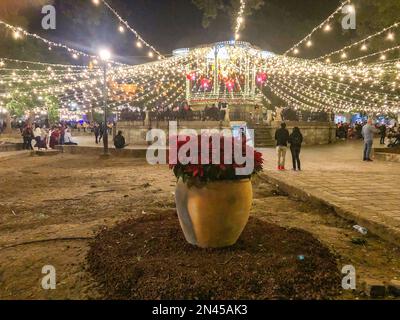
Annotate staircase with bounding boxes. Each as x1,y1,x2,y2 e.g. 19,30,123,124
252,125,275,148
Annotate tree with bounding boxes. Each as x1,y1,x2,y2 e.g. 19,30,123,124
192,0,265,29
43,95,60,125
355,0,400,36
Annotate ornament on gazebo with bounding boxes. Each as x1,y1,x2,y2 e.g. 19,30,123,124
201,78,211,90
186,72,196,81
256,72,268,85
225,79,235,92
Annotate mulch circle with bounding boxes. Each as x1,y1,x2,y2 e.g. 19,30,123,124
87,212,342,300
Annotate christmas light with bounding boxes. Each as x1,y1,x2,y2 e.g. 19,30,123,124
285,0,351,55
234,0,246,41
99,49,111,61
97,0,164,59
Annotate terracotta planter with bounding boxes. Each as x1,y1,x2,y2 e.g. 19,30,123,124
175,179,253,248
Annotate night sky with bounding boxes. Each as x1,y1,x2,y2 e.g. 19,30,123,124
6,0,345,64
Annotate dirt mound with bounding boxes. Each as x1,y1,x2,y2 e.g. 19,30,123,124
87,212,341,300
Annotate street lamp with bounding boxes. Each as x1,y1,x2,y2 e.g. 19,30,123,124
99,48,111,155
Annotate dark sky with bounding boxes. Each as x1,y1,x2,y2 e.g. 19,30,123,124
11,0,346,64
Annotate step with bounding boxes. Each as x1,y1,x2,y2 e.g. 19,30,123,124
31,149,61,157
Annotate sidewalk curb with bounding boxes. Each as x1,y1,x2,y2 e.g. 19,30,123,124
261,172,400,247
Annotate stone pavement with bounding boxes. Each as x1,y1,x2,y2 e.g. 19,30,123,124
260,139,400,246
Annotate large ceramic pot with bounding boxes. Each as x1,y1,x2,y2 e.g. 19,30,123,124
175,179,253,248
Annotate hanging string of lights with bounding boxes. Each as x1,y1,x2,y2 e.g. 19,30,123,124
283,0,351,56
234,0,246,40
316,21,400,62
93,0,165,59
334,44,400,65
0,19,127,65
0,57,90,69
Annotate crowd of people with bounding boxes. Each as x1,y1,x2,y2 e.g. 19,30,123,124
18,121,128,151
274,119,400,170
20,123,79,150
336,121,399,147
120,102,229,122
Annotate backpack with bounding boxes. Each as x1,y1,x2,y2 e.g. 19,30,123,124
291,133,302,145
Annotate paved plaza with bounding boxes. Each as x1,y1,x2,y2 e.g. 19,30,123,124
2,133,400,246
261,140,400,246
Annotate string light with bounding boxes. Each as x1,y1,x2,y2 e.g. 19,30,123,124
316,21,400,61
0,19,126,66
387,32,395,41
234,0,246,40
284,0,351,55
96,0,164,59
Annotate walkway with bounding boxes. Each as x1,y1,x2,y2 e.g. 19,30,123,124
261,140,400,246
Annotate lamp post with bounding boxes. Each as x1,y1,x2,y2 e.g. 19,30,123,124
99,49,111,156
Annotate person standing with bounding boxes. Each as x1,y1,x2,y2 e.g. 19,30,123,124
289,127,303,171
33,124,42,150
22,125,34,150
275,122,290,170
59,125,65,145
362,119,377,162
379,124,387,145
49,127,60,149
94,123,100,144
98,122,104,143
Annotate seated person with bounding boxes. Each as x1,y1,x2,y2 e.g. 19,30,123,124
114,131,127,149
64,129,78,146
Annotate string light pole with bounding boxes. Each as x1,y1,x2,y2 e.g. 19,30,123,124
99,48,111,156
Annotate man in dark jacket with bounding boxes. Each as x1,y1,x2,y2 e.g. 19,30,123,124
275,122,290,170
114,131,127,149
379,124,387,145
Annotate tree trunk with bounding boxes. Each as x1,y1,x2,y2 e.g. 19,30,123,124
5,112,12,133
88,108,94,123
27,112,34,126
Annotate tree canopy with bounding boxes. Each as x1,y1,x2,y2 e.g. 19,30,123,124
192,0,265,29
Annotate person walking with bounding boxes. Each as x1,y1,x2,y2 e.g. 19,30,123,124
362,119,377,162
289,127,303,171
275,122,290,170
379,124,387,145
